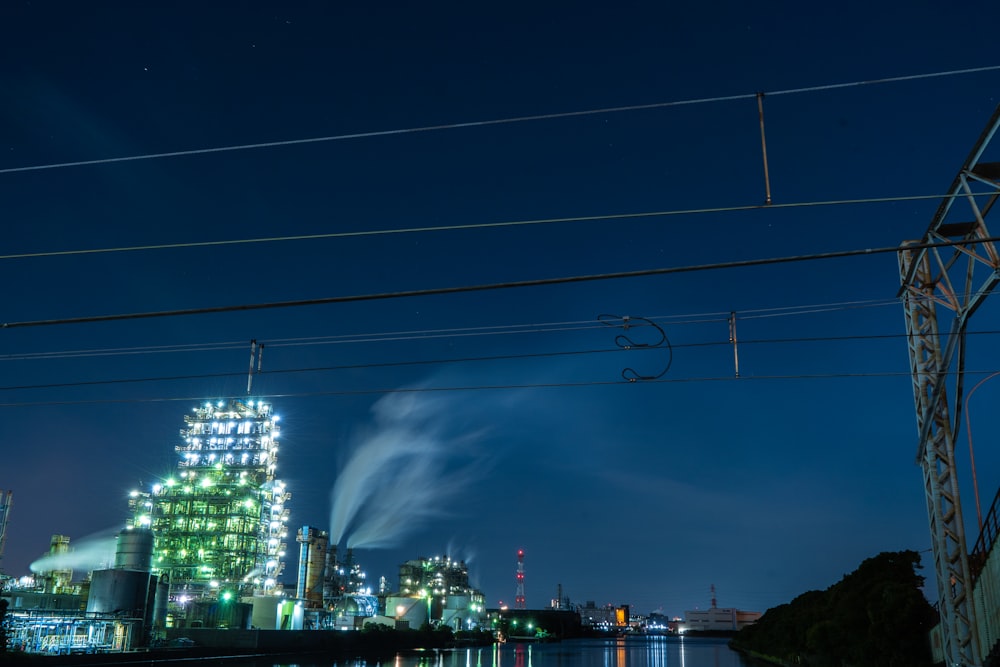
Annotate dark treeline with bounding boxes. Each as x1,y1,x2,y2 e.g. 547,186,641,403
730,550,936,667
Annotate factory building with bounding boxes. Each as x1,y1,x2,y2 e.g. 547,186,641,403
289,532,379,630
577,601,631,629
127,399,290,621
2,528,162,654
678,587,761,633
385,555,486,630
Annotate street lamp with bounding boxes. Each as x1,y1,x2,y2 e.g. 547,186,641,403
963,370,1000,531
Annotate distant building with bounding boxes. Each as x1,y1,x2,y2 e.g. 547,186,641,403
128,399,290,613
387,555,486,630
678,586,760,633
577,600,631,629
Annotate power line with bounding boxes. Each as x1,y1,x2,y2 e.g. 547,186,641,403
11,326,1000,395
0,193,984,261
0,297,900,362
0,347,629,392
0,195,977,261
1,65,996,177
1,236,992,330
0,371,949,409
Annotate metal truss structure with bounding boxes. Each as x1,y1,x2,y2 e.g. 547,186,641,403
899,103,1000,667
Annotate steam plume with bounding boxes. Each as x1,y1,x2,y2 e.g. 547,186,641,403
29,526,119,574
329,391,486,549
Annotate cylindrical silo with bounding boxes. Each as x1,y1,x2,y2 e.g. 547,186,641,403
114,527,154,571
152,574,169,628
87,568,152,616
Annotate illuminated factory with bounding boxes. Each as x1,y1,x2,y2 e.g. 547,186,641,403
1,397,489,653
127,399,290,621
384,555,487,630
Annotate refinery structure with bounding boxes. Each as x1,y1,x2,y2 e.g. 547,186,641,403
127,399,290,604
0,397,489,655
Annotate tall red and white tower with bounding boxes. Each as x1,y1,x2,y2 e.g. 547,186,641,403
515,548,526,609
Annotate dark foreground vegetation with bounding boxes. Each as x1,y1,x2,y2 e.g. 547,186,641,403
730,550,936,667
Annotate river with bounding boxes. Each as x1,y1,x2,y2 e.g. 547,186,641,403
221,636,756,667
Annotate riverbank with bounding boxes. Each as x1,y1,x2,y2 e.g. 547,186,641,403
0,627,494,666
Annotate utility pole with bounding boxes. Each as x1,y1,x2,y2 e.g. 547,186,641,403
899,102,1000,667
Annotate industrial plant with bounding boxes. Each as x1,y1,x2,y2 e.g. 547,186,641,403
125,398,290,627
0,398,489,655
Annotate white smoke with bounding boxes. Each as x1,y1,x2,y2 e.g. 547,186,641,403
329,391,487,549
29,526,119,575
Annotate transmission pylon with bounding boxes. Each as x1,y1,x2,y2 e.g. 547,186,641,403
899,102,1000,667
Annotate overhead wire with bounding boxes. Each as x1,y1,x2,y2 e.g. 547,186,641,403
0,194,985,261
0,369,970,409
1,64,997,177
2,235,994,330
0,192,987,261
0,297,901,362
8,325,1000,395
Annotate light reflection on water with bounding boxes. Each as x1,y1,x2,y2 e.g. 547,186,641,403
243,636,751,667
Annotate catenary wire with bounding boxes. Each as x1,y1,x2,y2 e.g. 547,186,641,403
1,235,992,330
0,192,987,261
0,370,977,408
8,327,1000,394
0,297,898,362
0,64,997,177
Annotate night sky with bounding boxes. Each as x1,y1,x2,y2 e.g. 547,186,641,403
3,1,1000,619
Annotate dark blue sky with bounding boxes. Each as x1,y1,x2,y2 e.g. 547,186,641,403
3,1,1000,617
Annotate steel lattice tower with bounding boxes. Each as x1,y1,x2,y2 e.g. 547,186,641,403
515,549,526,609
0,489,12,570
899,102,1000,667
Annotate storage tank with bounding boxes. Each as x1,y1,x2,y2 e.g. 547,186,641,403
114,527,154,571
87,568,152,616
152,574,169,628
